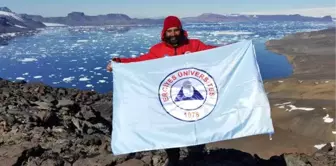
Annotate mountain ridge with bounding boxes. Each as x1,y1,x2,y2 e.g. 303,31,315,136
20,10,334,26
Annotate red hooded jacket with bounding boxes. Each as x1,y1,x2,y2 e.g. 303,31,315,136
114,16,217,63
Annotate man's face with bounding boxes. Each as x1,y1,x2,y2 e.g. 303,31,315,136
164,27,182,45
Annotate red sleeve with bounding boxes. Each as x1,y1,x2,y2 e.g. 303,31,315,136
196,40,218,51
115,47,159,63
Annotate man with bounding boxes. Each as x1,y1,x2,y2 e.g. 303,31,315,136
106,16,218,166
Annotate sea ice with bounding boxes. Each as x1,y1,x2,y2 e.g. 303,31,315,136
63,77,75,83
86,84,93,87
18,58,38,62
79,77,90,81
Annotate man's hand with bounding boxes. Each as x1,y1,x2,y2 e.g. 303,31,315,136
106,61,112,72
106,57,120,72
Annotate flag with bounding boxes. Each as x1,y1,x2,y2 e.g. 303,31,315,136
111,40,274,155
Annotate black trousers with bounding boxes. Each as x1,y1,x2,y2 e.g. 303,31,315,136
165,144,205,161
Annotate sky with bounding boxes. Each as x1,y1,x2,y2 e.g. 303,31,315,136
2,0,336,18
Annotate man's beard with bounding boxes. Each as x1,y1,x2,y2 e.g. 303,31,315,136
164,33,185,46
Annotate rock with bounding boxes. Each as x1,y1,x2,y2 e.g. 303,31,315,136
141,155,152,165
152,155,162,166
284,154,307,166
314,152,324,157
320,143,333,152
91,101,112,123
40,159,66,166
116,159,147,166
4,114,16,126
327,151,335,156
57,88,67,97
80,105,97,121
71,117,84,133
72,153,115,166
40,94,57,105
82,134,102,146
36,110,58,126
56,99,74,108
0,144,45,166
32,101,53,110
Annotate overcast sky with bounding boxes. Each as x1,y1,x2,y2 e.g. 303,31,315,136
3,0,336,18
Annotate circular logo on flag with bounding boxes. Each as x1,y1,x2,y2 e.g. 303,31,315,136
158,67,218,122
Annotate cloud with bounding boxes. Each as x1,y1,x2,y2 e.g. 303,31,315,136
242,7,336,17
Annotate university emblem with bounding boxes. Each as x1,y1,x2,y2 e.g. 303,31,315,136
158,67,218,121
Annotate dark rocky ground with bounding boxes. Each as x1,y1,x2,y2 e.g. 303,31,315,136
0,78,335,166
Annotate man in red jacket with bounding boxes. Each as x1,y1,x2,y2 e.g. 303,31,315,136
107,16,218,166
106,15,217,66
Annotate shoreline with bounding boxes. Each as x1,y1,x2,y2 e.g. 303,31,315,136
263,27,335,151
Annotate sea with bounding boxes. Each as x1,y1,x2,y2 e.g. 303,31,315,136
0,21,334,93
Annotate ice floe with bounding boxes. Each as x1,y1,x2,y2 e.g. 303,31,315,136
212,31,254,36
86,84,93,87
79,77,90,81
63,77,75,83
33,76,42,79
98,80,106,83
77,40,89,43
16,77,25,80
18,58,38,62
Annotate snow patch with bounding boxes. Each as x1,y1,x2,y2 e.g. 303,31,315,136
0,11,24,22
22,73,29,76
14,25,26,28
86,84,93,88
286,105,315,112
275,102,314,112
323,114,334,123
274,102,292,106
98,80,106,83
94,67,102,70
16,77,25,80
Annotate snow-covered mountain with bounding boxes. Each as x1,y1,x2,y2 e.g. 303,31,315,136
0,7,45,33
